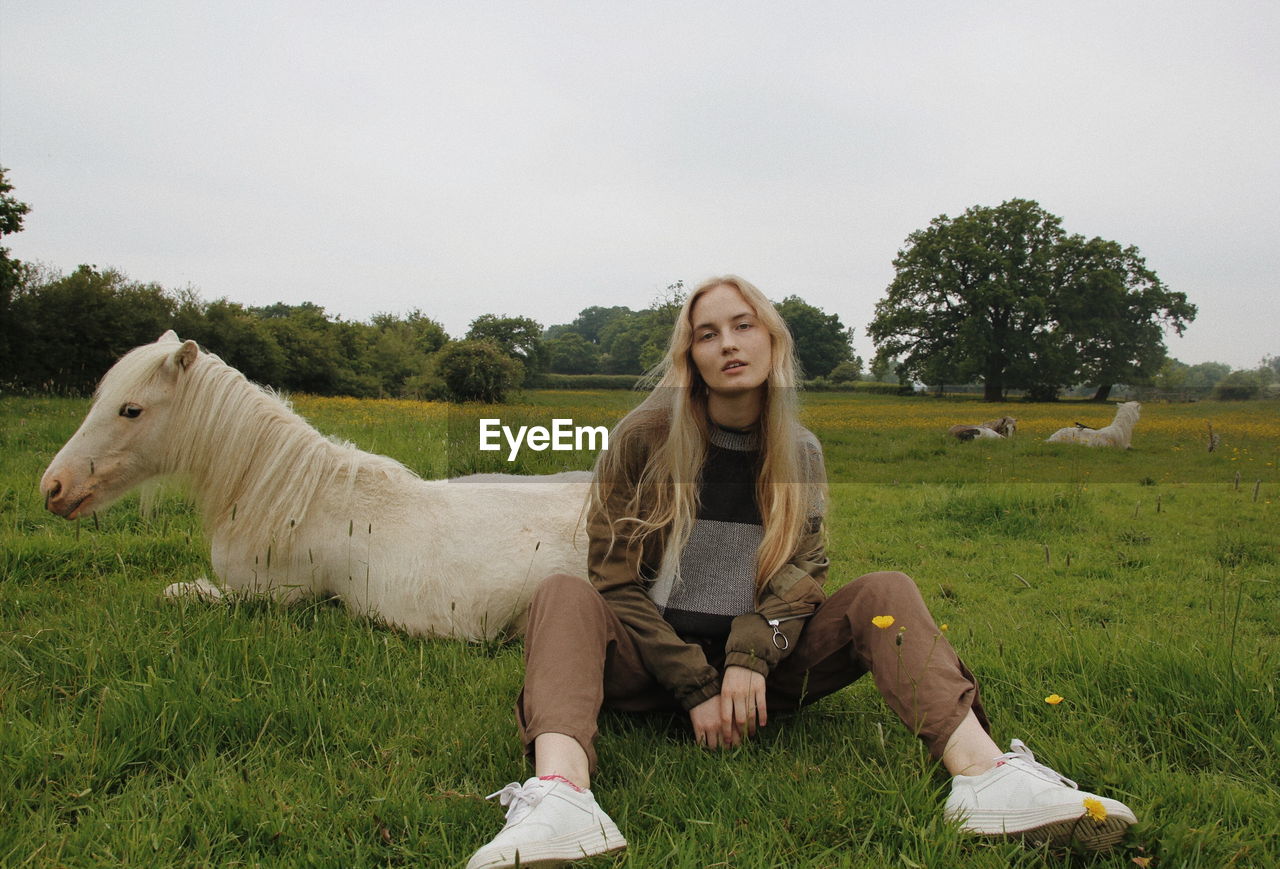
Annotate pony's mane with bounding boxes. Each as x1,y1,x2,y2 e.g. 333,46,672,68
108,343,416,542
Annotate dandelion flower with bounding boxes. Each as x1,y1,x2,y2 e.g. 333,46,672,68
1045,694,1065,705
939,623,949,632
872,615,895,629
1083,797,1107,822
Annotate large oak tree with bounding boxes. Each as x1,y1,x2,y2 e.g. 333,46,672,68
868,199,1194,401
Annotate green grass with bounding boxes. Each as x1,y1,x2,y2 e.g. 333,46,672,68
1,393,1277,867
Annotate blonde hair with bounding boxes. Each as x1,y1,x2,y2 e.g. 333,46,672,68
591,275,822,590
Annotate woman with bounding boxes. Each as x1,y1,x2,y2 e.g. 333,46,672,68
467,276,1137,868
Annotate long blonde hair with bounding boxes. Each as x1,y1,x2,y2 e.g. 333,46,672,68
591,275,821,590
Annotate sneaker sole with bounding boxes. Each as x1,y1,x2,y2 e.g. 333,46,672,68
466,822,627,869
957,809,1135,851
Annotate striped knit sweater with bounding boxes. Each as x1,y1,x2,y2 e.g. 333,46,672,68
646,424,763,641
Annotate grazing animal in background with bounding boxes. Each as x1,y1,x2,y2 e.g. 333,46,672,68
1046,402,1142,449
948,416,1018,441
39,332,590,641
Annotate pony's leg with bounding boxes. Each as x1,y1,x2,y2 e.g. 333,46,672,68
163,576,226,603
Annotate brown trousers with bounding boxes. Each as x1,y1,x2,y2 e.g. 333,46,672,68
516,571,989,772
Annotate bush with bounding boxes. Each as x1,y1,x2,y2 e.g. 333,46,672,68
435,340,524,403
828,360,862,384
1212,370,1262,401
800,379,907,395
400,370,450,402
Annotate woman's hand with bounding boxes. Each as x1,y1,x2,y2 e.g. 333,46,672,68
719,665,767,745
689,694,726,749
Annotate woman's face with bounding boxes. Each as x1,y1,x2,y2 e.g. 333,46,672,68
688,283,773,397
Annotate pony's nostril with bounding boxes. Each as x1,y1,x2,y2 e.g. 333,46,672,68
48,480,62,499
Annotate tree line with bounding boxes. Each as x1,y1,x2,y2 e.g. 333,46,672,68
2,169,1273,402
0,266,861,402
2,170,860,401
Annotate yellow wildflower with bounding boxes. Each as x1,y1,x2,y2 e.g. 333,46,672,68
872,615,895,629
1045,694,1065,705
939,623,949,632
1083,797,1107,822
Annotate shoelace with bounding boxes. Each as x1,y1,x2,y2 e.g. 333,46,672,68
999,739,1078,789
485,780,548,825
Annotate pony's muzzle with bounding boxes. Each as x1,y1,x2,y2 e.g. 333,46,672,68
40,473,83,518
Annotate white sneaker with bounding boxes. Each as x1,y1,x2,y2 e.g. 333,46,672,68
466,777,627,869
944,739,1138,851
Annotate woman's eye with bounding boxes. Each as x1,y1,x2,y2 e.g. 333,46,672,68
119,404,143,419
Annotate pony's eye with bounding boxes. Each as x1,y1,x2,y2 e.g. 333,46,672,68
119,404,143,419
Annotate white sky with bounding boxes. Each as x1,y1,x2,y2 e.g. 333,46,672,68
2,1,1276,369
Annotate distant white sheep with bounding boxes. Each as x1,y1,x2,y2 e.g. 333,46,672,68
1046,402,1141,449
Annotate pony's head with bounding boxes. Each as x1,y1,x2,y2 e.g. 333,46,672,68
41,331,201,519
1116,402,1141,427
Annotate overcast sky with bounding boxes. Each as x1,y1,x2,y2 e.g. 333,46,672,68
2,1,1276,369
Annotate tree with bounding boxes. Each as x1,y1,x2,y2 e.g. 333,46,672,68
869,199,1064,401
774,296,855,378
869,355,901,383
869,199,1194,401
401,309,449,355
9,266,175,392
466,314,548,383
1184,361,1232,389
1153,358,1190,390
565,305,634,344
252,302,351,395
545,332,602,374
366,310,448,396
0,168,32,383
1050,235,1195,400
596,285,685,374
436,339,524,402
173,292,285,387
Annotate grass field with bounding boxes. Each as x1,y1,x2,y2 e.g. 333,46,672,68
1,391,1277,867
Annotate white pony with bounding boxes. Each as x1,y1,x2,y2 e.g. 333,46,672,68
1046,402,1142,449
40,332,591,640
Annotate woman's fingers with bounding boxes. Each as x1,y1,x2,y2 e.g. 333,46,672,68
736,692,756,737
719,687,757,743
691,694,725,750
719,666,767,739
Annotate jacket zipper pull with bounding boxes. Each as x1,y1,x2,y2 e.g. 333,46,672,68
767,617,790,650
766,613,814,651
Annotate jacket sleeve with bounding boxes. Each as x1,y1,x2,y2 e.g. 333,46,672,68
724,437,830,675
587,450,722,711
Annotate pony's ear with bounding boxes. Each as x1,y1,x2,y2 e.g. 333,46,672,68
167,340,199,372
158,330,181,344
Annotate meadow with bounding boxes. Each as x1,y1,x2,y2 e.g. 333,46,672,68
1,390,1277,868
